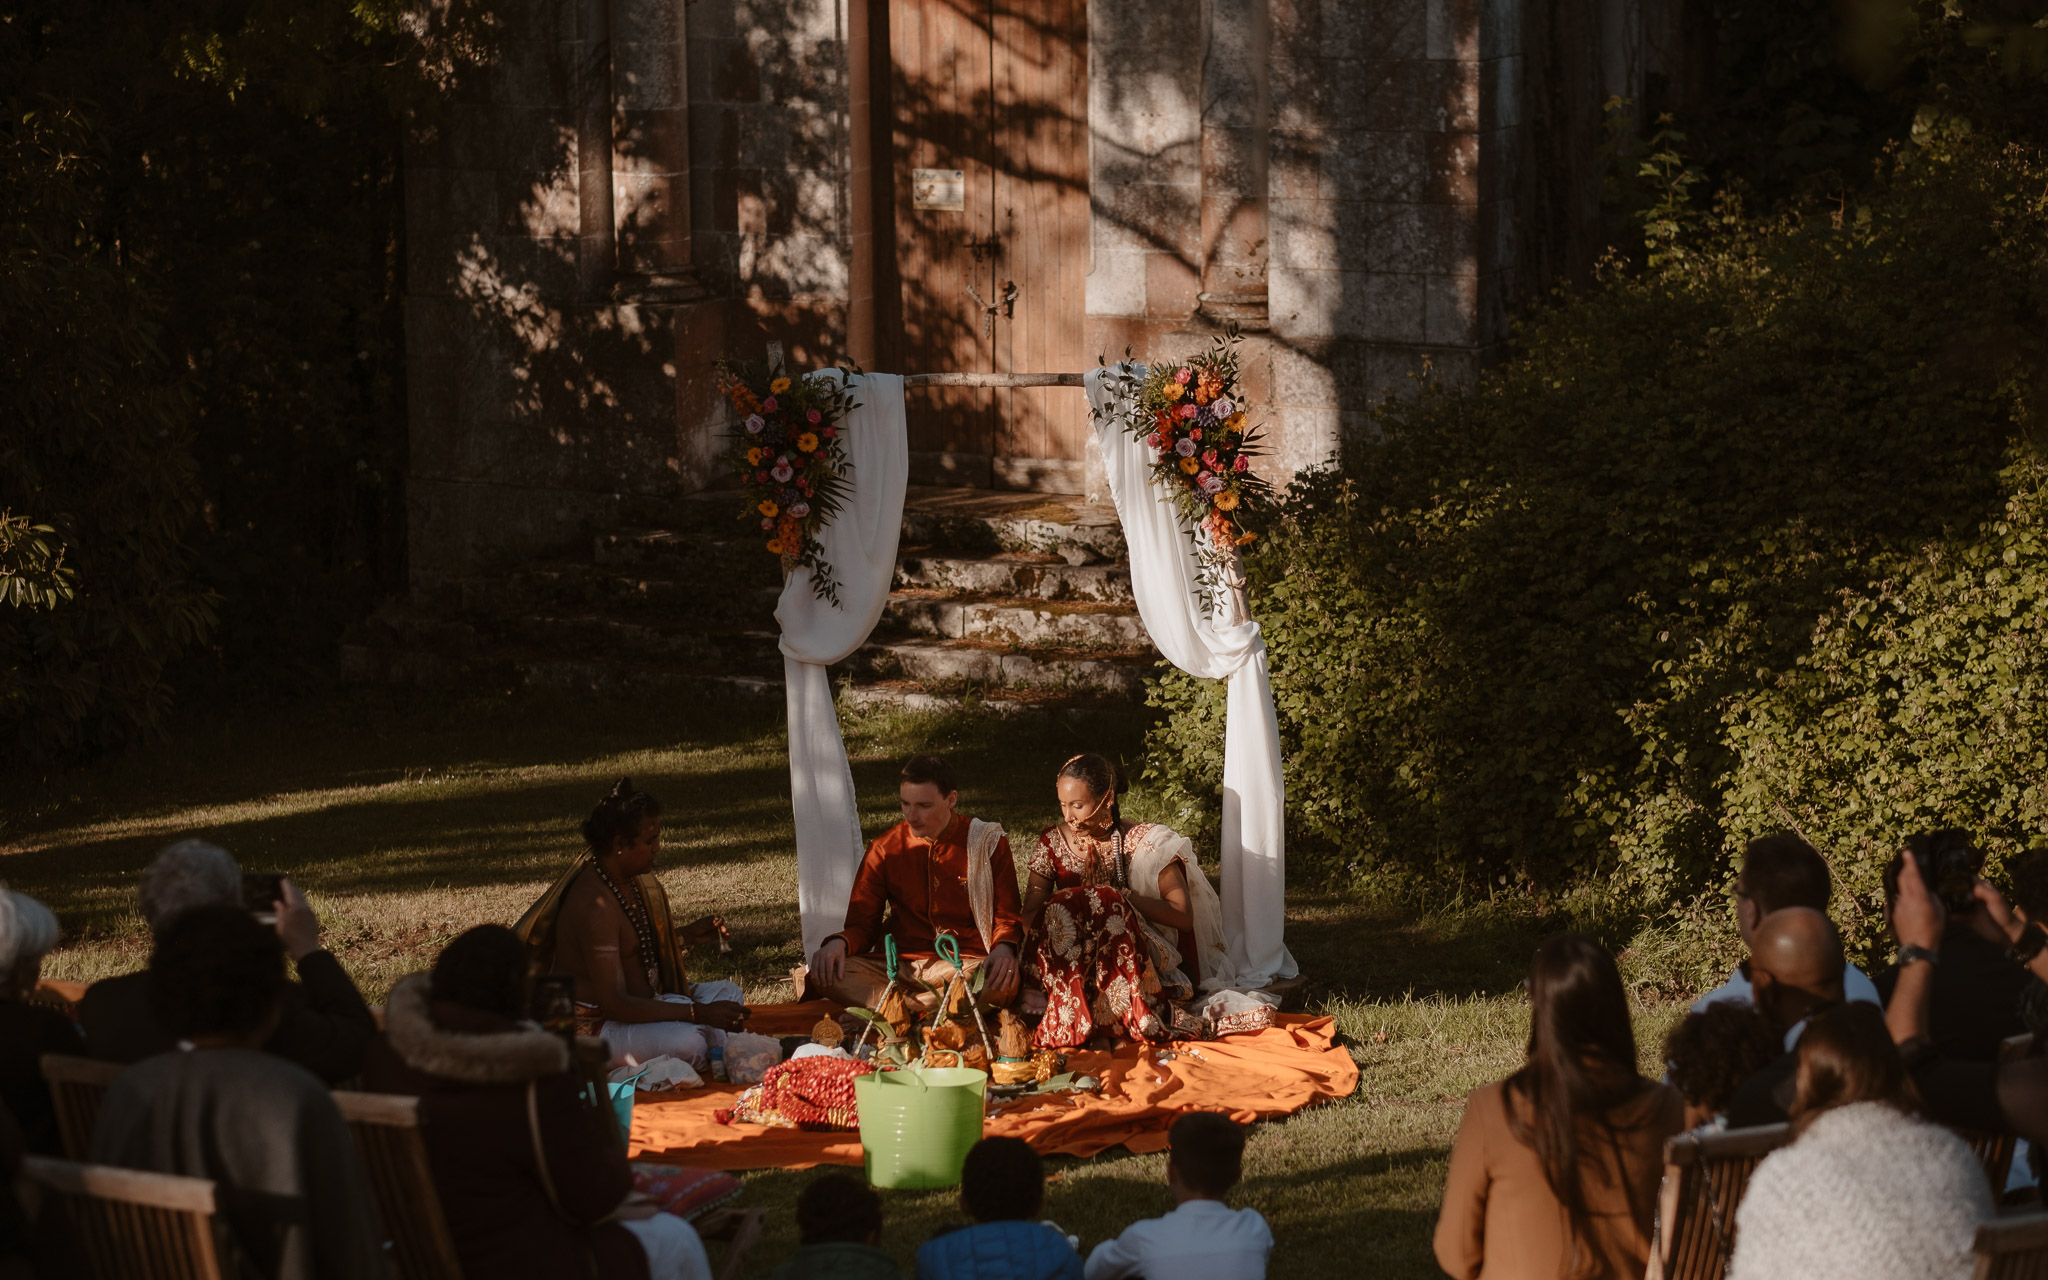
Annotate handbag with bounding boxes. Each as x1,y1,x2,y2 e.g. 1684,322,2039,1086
526,1080,662,1222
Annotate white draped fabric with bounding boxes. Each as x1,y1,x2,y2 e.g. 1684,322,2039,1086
775,371,909,955
1084,365,1298,988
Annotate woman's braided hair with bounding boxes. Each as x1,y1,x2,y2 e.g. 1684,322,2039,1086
582,777,662,856
1057,752,1131,888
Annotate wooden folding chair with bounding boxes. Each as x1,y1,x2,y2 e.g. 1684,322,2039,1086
332,1090,465,1280
40,1053,124,1161
1961,1127,2022,1197
1975,1209,2048,1280
22,1154,228,1280
1646,1123,1792,1280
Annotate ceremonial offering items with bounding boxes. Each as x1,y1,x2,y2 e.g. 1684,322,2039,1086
1094,329,1275,593
714,357,861,604
721,1056,874,1131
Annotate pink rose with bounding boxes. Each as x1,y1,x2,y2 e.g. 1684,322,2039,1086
1197,471,1224,494
755,470,768,483
772,463,794,482
807,408,822,424
760,517,774,530
1174,368,1192,384
789,501,811,518
1189,427,1202,440
1203,449,1220,468
1146,432,1165,449
1233,456,1249,472
761,395,778,412
1175,404,1197,419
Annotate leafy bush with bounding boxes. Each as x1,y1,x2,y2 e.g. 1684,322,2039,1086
0,107,213,753
1145,139,2048,924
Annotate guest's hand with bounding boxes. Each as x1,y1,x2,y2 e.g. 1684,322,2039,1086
811,938,847,988
980,943,1020,1005
1972,879,2026,946
1894,851,1947,952
275,878,321,962
693,1000,750,1031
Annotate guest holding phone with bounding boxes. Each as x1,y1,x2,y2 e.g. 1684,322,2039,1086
80,839,375,1084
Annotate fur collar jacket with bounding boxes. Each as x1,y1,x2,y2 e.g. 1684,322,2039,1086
1729,1101,1991,1280
382,973,569,1086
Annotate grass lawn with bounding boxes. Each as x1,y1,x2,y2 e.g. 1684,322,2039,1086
0,686,1693,1279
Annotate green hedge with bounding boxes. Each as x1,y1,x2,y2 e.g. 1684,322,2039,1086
1146,140,2048,932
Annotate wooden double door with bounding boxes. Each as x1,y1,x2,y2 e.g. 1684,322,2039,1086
880,0,1090,491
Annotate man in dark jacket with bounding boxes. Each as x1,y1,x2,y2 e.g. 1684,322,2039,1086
80,839,374,1084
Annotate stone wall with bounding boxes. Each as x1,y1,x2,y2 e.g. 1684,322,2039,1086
404,0,856,586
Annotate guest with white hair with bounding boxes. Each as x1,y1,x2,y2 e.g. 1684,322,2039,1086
0,883,84,1155
79,838,375,1084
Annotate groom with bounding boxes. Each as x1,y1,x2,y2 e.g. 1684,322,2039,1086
809,754,1023,1009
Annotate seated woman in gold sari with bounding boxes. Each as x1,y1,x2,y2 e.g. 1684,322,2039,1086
1020,753,1236,1049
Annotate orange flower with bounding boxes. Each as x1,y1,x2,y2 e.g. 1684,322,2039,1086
795,431,820,453
1163,380,1185,402
766,539,785,555
1178,456,1200,475
1235,529,1258,545
1214,490,1240,511
758,499,779,518
747,447,765,466
769,376,792,394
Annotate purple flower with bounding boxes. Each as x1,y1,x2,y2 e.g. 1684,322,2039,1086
1198,471,1225,494
772,463,794,483
788,501,811,518
1212,397,1235,417
1174,437,1198,457
744,415,765,434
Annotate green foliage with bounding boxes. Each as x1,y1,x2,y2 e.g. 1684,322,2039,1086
0,107,214,752
1722,460,2048,958
0,514,76,611
0,0,478,751
1144,140,2048,922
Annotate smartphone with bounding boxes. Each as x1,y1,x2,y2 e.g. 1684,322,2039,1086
532,972,577,1043
242,873,286,925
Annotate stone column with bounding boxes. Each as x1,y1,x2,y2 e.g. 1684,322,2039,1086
1197,0,1270,330
574,0,616,299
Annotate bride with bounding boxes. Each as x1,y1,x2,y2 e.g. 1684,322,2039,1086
1020,753,1235,1048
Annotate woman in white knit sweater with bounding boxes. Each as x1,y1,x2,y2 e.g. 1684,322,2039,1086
1730,1001,1991,1280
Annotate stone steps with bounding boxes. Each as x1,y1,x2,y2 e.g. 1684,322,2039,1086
341,486,1156,711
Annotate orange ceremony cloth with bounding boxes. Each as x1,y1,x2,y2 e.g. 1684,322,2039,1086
628,1008,1358,1170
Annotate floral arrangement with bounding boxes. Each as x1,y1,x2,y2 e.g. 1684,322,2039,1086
714,358,860,605
1095,330,1274,597
718,1056,873,1131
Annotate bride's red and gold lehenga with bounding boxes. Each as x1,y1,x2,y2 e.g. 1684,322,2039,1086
1024,822,1201,1048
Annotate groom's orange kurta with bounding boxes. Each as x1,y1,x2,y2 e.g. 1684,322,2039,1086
829,813,1024,959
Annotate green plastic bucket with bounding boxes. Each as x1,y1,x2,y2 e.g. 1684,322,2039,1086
854,1066,987,1189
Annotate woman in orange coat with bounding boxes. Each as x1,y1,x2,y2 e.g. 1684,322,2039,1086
1434,935,1683,1280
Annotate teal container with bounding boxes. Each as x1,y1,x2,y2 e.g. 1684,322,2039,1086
854,1067,987,1189
607,1081,636,1137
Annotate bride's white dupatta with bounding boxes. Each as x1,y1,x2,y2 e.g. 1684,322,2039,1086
1125,823,1239,994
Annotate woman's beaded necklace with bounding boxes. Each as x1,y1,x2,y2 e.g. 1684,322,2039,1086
1061,821,1128,890
593,857,661,991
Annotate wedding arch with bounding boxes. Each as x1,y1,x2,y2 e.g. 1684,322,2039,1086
767,362,1297,992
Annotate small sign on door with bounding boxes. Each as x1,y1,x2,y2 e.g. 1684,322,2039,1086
912,168,966,211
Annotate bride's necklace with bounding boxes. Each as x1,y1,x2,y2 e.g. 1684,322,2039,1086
1062,822,1128,890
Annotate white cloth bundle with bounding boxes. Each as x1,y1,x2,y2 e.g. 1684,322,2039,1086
775,372,909,955
609,1055,703,1091
1084,366,1298,989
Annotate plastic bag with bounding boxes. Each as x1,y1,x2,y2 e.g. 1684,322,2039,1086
723,1031,785,1085
611,1055,704,1091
